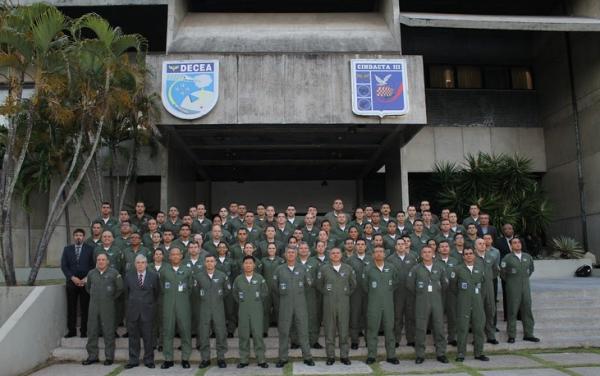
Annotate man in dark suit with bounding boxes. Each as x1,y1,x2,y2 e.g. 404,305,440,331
477,213,498,240
61,228,95,338
124,254,160,369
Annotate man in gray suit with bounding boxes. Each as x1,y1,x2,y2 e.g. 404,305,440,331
124,254,160,369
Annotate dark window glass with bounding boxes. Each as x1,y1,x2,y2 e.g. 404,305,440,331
483,67,510,89
457,66,482,89
429,65,456,88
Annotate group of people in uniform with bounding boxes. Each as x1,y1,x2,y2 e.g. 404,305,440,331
61,198,539,370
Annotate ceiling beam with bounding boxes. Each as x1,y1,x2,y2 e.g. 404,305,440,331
201,159,368,166
190,144,379,150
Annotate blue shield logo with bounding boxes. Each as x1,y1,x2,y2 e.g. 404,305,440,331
351,59,409,117
161,60,219,120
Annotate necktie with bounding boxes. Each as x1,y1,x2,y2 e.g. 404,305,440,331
75,246,81,263
138,273,144,288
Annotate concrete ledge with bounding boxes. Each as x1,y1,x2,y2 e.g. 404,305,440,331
0,286,34,327
0,285,66,376
531,259,592,279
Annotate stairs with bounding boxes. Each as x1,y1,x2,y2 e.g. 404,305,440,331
51,278,600,362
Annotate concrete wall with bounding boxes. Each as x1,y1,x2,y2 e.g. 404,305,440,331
147,53,426,125
0,285,66,376
0,286,34,327
211,180,357,214
536,0,600,256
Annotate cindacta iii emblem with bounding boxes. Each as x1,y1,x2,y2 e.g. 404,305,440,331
162,60,219,119
351,59,409,118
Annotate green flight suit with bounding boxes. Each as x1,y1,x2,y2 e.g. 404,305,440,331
383,234,400,255
330,226,349,247
229,242,247,267
476,252,498,341
142,232,159,249
435,256,459,342
171,238,192,258
191,218,212,236
272,263,313,362
163,218,182,237
261,256,285,335
407,262,448,359
216,255,238,335
184,257,205,338
94,246,125,326
123,247,152,274
192,269,231,361
94,216,119,233
500,252,535,339
450,262,486,358
85,237,101,249
299,257,323,345
113,235,131,251
347,253,373,344
233,272,270,364
409,233,430,253
316,263,356,359
257,240,284,260
424,224,440,238
386,252,418,345
85,267,123,361
361,262,399,359
301,226,319,248
160,265,193,362
275,225,293,246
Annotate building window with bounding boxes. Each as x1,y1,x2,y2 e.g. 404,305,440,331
511,67,534,90
483,67,510,89
457,66,482,89
429,65,455,89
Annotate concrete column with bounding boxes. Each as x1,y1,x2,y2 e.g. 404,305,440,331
400,145,410,211
385,144,403,211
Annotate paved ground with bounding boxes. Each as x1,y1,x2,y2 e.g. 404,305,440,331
27,350,600,376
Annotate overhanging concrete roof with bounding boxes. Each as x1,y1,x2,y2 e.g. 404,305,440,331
399,12,600,32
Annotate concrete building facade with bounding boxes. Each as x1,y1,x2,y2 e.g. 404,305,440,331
5,0,600,265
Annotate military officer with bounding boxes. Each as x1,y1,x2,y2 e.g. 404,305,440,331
386,237,417,347
94,230,125,332
500,237,539,343
159,247,193,369
233,255,270,369
215,241,238,337
316,247,356,365
362,245,399,365
193,254,230,369
435,240,459,346
475,238,499,345
82,253,123,366
272,246,315,367
261,242,285,336
347,238,372,349
407,245,449,364
409,220,430,253
298,241,323,349
450,247,489,362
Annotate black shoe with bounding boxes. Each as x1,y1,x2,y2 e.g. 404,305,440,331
456,356,464,362
304,359,315,366
387,358,399,364
437,356,449,364
487,339,499,345
496,327,500,332
341,358,351,365
181,360,190,368
395,342,400,348
523,336,540,342
145,363,155,368
448,340,457,346
427,329,431,334
275,360,287,368
198,360,210,368
80,333,87,338
475,355,490,361
64,332,76,338
351,343,359,350
114,331,120,338
263,333,268,338
407,342,415,347
508,337,515,343
122,332,129,338
237,363,249,368
365,357,376,364
291,343,300,349
157,345,163,352
82,358,98,366
227,332,234,338
124,363,138,369
312,342,323,349
415,357,424,364
161,361,173,369
258,362,269,368
359,331,364,337
326,358,335,365
103,360,113,366
210,333,216,338
218,360,226,368
378,330,384,336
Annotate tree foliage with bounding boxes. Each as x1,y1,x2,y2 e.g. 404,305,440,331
432,153,552,250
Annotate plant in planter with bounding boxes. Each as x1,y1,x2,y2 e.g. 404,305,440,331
551,236,585,259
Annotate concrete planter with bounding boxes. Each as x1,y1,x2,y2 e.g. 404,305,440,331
531,259,592,279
